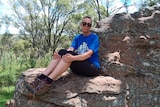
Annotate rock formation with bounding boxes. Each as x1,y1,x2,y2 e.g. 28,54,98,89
6,5,160,107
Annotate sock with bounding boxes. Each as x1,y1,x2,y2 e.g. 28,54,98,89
46,77,53,84
38,74,47,80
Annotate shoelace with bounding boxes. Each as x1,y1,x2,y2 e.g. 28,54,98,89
31,78,39,86
35,79,47,91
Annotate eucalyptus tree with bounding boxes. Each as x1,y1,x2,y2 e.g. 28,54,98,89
104,0,131,15
82,0,106,21
62,0,105,42
9,0,78,53
0,2,5,31
87,0,138,18
0,15,13,53
84,0,132,20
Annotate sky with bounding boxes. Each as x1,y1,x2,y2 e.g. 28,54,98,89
101,0,145,14
0,0,144,34
0,0,20,34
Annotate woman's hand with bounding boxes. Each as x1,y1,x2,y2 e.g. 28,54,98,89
62,53,74,63
52,51,61,59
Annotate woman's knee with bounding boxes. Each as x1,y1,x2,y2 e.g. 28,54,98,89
58,49,67,56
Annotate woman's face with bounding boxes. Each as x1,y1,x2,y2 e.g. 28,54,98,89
81,18,92,33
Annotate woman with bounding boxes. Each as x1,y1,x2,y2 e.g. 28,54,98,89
26,16,101,95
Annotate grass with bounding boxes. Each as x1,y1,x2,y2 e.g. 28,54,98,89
0,69,25,107
0,68,27,107
0,86,15,107
0,70,17,107
0,50,52,107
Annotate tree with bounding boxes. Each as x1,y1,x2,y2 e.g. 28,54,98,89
143,0,160,7
9,0,78,53
103,0,137,16
0,1,2,28
122,0,129,13
84,0,132,19
92,0,101,21
0,33,13,48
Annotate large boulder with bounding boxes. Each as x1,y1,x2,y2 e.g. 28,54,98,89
9,68,124,107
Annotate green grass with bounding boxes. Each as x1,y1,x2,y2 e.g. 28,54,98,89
0,86,15,107
0,50,52,107
0,69,22,107
0,68,26,107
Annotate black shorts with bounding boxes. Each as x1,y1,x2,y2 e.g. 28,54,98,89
58,49,100,77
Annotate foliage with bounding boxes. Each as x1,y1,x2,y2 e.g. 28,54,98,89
0,33,72,106
0,86,15,107
143,0,160,7
8,0,79,53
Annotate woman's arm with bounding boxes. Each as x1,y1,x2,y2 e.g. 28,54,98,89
72,49,93,61
62,49,93,63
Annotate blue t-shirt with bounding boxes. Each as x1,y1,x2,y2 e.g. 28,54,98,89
71,33,100,68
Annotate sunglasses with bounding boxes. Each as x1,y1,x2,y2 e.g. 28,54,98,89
82,22,92,27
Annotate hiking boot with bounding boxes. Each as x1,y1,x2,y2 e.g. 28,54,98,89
35,80,53,95
26,77,41,92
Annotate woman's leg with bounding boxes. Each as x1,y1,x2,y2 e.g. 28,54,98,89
47,49,78,79
34,58,71,95
46,49,78,79
48,59,71,80
70,61,100,77
34,49,76,95
42,58,61,76
26,58,61,91
42,49,70,76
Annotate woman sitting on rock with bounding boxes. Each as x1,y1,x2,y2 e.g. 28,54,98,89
26,16,101,95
